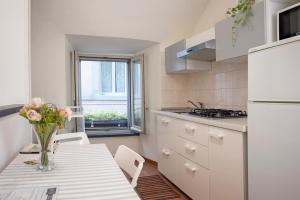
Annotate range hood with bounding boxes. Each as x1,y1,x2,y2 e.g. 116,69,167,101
176,39,216,61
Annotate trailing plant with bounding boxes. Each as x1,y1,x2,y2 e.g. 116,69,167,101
226,0,256,46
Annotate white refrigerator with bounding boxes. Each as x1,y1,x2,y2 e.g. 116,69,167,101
248,37,300,200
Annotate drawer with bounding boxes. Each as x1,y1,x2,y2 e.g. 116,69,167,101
157,115,176,149
157,147,179,184
176,152,209,200
174,136,209,168
177,120,209,146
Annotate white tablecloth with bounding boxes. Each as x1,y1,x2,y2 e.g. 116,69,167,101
0,144,140,200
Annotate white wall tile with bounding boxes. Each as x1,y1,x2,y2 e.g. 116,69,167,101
161,61,248,110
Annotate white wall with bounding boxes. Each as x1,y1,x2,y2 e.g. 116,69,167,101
193,0,238,33
65,39,73,106
31,0,208,106
139,44,162,161
31,13,67,105
89,136,140,156
0,0,31,171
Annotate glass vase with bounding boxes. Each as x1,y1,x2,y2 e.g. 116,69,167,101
34,123,57,171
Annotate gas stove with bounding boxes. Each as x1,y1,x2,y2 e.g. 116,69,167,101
188,108,247,119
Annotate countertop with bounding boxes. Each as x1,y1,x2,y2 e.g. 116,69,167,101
152,110,247,133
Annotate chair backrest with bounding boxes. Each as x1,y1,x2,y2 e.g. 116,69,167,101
50,132,90,153
114,145,145,188
53,132,90,145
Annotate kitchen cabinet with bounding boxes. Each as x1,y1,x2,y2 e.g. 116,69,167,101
216,0,294,61
216,1,266,61
209,127,246,200
165,40,186,73
165,40,211,74
156,114,246,200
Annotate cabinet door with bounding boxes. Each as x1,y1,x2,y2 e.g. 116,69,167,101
165,40,186,73
215,1,266,61
209,127,246,200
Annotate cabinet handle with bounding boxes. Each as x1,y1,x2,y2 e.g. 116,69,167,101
184,163,197,173
185,125,195,134
184,144,196,153
209,132,224,139
162,149,171,156
161,118,169,125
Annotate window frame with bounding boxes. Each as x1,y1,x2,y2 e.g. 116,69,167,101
76,56,132,134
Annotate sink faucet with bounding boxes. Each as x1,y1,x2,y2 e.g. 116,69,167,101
187,100,199,108
197,102,204,109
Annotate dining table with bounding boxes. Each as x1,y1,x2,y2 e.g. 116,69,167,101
0,144,140,200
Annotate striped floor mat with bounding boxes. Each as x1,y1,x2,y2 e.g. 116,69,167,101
136,175,180,200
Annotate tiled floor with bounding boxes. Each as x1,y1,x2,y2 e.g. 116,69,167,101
139,160,191,200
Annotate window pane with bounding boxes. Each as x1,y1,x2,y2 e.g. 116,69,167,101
132,60,142,128
115,62,126,93
101,62,112,93
80,61,101,100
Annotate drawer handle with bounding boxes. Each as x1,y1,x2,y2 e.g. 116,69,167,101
185,125,195,134
162,149,171,156
184,163,197,173
209,132,224,139
161,119,170,125
184,144,196,153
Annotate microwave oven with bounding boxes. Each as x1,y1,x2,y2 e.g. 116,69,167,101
277,2,300,40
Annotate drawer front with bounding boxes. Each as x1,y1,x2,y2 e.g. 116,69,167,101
174,136,209,168
178,120,209,146
177,152,209,200
158,148,209,200
157,147,179,184
157,115,176,149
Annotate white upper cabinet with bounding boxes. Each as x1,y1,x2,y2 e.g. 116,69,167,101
165,29,215,73
215,0,296,62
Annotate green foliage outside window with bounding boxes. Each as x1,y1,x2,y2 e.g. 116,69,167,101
84,111,127,121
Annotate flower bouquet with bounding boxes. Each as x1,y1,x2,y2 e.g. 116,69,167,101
20,98,72,171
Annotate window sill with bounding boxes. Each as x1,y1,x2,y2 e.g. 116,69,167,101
86,129,140,138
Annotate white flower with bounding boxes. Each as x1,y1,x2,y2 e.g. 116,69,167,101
27,109,41,121
31,97,44,108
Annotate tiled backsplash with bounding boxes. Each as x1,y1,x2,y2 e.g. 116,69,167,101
161,61,248,110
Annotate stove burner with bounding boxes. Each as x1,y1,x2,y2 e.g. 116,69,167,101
189,109,247,119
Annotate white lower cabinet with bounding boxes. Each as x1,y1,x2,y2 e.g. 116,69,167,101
158,148,180,185
209,127,246,200
174,136,209,168
158,148,209,200
177,153,209,200
156,114,246,200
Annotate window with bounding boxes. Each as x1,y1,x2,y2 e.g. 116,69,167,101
80,60,127,100
100,62,112,93
76,56,144,137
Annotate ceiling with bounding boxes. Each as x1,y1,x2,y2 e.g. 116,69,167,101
32,0,209,43
66,35,158,54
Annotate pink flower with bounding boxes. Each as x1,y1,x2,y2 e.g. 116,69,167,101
26,109,41,121
31,97,44,108
59,107,72,118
